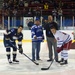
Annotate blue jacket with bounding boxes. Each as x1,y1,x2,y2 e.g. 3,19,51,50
31,25,44,42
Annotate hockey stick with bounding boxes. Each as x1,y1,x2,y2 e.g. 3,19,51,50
21,52,39,65
17,48,39,65
41,57,55,70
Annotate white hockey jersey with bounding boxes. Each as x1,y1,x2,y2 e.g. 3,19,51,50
53,31,71,47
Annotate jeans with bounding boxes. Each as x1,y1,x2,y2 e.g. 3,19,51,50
32,42,41,61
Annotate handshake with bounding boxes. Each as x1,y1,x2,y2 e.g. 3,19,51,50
19,48,23,54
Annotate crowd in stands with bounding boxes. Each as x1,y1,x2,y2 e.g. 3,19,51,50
0,0,75,29
1,0,75,17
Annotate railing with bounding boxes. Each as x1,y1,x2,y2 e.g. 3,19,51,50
0,8,74,30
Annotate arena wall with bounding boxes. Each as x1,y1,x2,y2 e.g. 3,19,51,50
0,30,75,49
0,30,74,40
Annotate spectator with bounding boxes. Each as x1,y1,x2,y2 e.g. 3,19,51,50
13,8,17,16
4,9,9,16
57,8,63,16
35,6,41,16
8,0,14,10
27,8,33,16
2,1,8,10
18,0,24,7
44,3,49,10
22,8,26,16
34,0,40,3
52,8,57,16
24,1,28,7
71,3,75,9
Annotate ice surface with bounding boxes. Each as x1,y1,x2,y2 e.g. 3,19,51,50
0,42,75,75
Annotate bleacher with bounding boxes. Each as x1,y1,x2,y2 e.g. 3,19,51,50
1,0,75,16
0,0,75,29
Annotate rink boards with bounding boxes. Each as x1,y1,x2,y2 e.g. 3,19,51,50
0,30,74,41
0,30,75,49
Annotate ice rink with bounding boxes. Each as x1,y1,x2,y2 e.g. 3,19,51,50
0,42,75,75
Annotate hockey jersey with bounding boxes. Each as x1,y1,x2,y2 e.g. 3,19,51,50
53,31,71,47
31,25,44,42
4,28,23,42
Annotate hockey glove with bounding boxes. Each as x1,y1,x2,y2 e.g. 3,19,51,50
19,48,23,54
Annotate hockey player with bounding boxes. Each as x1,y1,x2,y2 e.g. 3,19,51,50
3,25,23,64
50,26,72,65
31,18,44,61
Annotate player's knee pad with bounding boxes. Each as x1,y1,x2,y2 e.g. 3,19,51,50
6,48,11,54
6,48,10,52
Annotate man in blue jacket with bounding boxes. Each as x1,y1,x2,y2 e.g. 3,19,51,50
31,18,44,61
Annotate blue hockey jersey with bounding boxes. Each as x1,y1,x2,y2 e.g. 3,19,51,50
4,28,23,42
4,28,23,48
31,25,44,42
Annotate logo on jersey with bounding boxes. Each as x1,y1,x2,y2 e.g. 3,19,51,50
57,37,60,40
